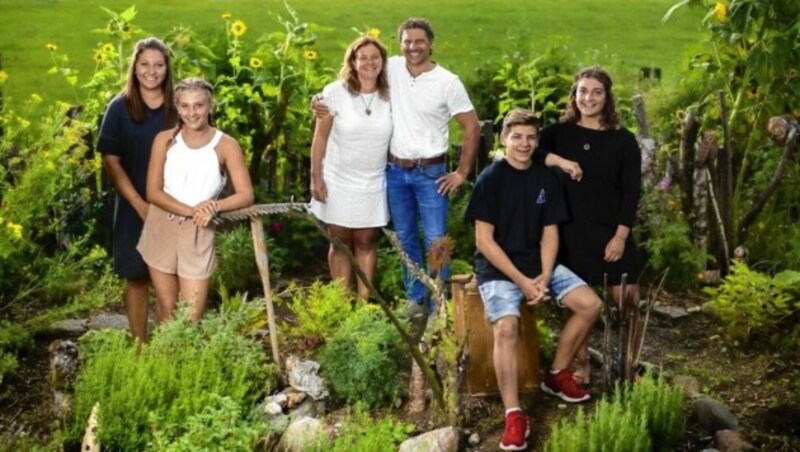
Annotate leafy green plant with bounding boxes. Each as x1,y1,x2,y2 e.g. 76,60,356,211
213,224,287,295
67,308,275,450
375,246,405,301
317,304,407,407
544,387,651,452
705,260,800,349
624,373,685,451
284,280,357,339
314,403,414,451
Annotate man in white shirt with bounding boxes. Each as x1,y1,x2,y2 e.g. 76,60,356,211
386,18,480,312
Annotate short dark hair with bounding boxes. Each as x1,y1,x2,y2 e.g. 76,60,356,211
397,18,434,42
502,108,538,137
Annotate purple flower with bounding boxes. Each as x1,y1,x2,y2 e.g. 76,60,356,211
658,176,671,190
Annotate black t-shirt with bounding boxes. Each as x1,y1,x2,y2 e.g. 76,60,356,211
465,159,567,284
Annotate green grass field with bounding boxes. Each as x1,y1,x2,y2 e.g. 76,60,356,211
0,0,703,107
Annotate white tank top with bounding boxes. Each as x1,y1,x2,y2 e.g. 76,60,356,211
164,129,226,207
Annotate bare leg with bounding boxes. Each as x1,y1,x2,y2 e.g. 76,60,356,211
352,227,378,300
328,224,354,290
553,286,601,371
149,267,180,323
124,277,150,342
179,277,211,322
493,316,520,409
572,338,591,385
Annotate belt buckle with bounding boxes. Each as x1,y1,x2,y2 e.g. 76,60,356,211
413,158,424,168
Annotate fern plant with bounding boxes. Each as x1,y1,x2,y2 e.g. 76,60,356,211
284,280,357,339
624,372,685,451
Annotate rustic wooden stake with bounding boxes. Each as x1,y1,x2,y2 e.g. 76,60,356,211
601,274,613,394
250,217,281,370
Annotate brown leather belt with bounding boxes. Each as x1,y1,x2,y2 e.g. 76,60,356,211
388,153,446,169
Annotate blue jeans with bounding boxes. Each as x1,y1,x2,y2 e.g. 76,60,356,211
386,161,449,308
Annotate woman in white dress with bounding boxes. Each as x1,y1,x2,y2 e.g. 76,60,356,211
310,36,392,299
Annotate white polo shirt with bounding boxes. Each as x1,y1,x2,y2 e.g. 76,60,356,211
387,56,475,159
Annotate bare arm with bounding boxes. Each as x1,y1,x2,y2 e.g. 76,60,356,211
437,110,480,195
475,220,546,304
537,224,559,291
102,155,150,220
192,135,254,227
145,131,194,218
309,114,334,202
544,153,583,181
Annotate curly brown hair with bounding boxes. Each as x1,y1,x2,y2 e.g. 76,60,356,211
338,36,389,100
560,66,620,129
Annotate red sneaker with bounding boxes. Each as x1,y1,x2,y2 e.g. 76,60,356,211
500,410,530,451
541,369,591,403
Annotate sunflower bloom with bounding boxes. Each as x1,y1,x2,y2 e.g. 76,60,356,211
249,57,263,69
714,2,728,21
102,43,114,53
93,52,105,63
303,49,318,61
221,12,232,20
231,20,247,38
366,27,381,38
0,70,7,85
46,43,58,52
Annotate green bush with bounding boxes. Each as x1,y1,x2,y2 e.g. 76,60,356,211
624,373,685,451
314,403,413,451
284,280,356,339
68,308,275,450
317,304,407,407
376,246,405,301
213,224,287,296
705,261,800,350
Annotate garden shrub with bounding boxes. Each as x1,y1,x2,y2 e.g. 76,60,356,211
213,224,287,296
545,373,684,451
314,403,413,451
624,372,685,451
376,246,405,301
284,280,356,339
705,261,800,350
67,308,275,450
317,304,407,407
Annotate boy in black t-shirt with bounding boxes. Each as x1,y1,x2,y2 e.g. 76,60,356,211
465,109,601,451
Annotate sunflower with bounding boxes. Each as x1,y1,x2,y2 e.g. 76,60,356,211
366,28,381,38
46,43,58,52
231,20,247,38
102,43,114,53
249,57,263,69
714,2,728,21
93,52,105,63
303,49,318,61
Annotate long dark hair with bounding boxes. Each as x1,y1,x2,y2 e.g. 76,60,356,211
338,36,390,100
122,37,177,127
560,66,620,129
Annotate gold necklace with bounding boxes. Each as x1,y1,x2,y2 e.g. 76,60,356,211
359,92,376,116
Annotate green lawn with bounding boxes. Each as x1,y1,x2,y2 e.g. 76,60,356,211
0,0,703,107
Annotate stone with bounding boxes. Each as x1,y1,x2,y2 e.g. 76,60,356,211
673,375,701,398
652,305,690,319
289,397,326,419
87,314,130,331
467,432,480,446
264,401,284,416
281,388,307,409
714,429,755,451
286,356,329,400
48,318,88,335
399,427,459,452
275,417,325,452
693,395,739,434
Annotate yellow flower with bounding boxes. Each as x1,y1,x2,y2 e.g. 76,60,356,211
102,43,114,53
221,12,232,20
0,70,7,85
93,52,105,63
46,43,58,52
714,2,728,21
6,222,23,240
31,93,42,104
366,27,381,38
249,57,263,69
230,20,247,38
303,49,318,61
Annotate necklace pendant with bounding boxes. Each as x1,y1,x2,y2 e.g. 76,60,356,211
366,108,372,116
583,143,591,151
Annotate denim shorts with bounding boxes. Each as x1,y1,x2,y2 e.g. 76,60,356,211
477,264,587,322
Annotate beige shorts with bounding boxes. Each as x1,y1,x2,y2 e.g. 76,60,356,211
136,204,216,279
